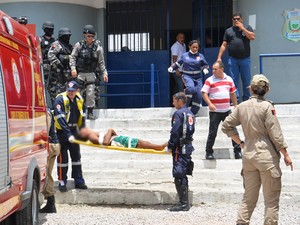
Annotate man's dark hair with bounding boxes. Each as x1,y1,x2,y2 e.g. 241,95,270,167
213,61,224,69
232,12,243,18
173,92,187,104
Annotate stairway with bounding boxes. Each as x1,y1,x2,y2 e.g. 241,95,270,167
54,104,300,206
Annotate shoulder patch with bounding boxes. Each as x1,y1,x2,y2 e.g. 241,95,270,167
271,109,276,116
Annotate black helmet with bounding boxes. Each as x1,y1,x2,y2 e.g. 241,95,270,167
58,27,72,38
42,21,54,30
83,24,95,34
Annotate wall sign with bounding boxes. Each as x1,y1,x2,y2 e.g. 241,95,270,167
282,8,300,42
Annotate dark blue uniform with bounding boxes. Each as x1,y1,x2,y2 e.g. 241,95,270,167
174,51,209,115
168,105,195,183
54,92,86,187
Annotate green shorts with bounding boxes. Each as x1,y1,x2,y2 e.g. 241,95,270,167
112,135,138,148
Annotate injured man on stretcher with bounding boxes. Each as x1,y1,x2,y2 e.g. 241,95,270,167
73,127,168,151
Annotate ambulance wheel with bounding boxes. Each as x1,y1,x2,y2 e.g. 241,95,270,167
15,180,39,225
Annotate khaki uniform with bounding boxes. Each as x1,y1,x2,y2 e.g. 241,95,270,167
222,95,288,225
41,143,60,198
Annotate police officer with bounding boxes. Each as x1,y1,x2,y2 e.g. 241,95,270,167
48,27,73,102
40,109,60,213
168,92,195,211
70,24,108,120
222,74,293,225
54,81,87,192
40,21,55,107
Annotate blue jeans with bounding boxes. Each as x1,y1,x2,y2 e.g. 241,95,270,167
228,57,251,101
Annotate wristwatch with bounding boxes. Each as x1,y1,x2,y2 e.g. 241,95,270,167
240,141,245,145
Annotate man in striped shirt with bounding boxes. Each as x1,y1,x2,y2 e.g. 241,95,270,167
201,61,242,160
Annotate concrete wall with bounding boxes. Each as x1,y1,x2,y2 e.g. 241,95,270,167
0,2,106,47
237,0,300,103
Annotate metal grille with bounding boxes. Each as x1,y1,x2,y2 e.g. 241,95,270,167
0,61,9,191
106,0,168,51
193,0,232,50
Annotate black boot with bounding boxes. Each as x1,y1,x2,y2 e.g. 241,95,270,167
39,195,57,213
87,107,96,120
170,181,190,212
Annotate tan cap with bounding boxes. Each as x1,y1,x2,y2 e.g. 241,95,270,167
251,74,269,86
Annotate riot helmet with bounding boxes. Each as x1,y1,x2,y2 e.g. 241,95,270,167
83,24,95,34
58,27,72,38
58,27,72,44
42,21,54,30
42,21,54,37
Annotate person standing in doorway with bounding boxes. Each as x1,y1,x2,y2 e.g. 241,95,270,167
168,40,209,115
201,61,242,160
170,32,186,95
217,12,255,102
70,25,108,120
222,74,293,225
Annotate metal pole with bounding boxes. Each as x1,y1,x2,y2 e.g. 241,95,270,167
150,63,154,107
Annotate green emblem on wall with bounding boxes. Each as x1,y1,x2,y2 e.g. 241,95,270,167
282,8,300,42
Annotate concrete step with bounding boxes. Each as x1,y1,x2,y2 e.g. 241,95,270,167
92,104,300,119
88,116,300,130
51,105,300,206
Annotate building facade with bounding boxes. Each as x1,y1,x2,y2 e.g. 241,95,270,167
0,0,299,106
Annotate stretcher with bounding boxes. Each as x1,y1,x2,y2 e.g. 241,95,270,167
73,139,171,155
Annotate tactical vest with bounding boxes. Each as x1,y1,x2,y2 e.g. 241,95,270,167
54,92,84,130
57,41,72,68
40,35,55,63
76,40,98,72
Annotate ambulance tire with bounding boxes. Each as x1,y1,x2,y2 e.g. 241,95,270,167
15,180,39,225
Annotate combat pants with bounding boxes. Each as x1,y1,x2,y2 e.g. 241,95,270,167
77,72,96,108
41,143,60,198
237,157,282,225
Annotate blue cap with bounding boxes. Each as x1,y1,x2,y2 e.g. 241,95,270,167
67,81,79,91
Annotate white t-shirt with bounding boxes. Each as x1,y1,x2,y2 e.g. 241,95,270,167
170,41,186,71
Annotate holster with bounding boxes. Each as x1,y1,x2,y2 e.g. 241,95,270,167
186,160,194,176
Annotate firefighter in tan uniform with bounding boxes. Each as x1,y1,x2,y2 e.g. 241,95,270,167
221,74,293,225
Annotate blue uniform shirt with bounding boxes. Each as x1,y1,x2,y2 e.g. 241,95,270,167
174,51,209,74
168,106,195,154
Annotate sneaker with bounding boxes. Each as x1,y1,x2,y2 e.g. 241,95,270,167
235,152,243,159
87,113,96,120
205,153,215,160
58,183,67,192
75,183,88,189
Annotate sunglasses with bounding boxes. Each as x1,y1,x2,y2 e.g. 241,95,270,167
86,35,95,38
232,17,241,21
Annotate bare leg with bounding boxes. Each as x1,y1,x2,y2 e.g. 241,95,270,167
137,140,168,150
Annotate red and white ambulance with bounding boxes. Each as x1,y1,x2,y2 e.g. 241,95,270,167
0,11,48,225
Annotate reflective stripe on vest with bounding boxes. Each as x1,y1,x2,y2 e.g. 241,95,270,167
55,92,84,130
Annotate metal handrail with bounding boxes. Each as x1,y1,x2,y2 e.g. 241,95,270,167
259,53,300,74
100,64,160,107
